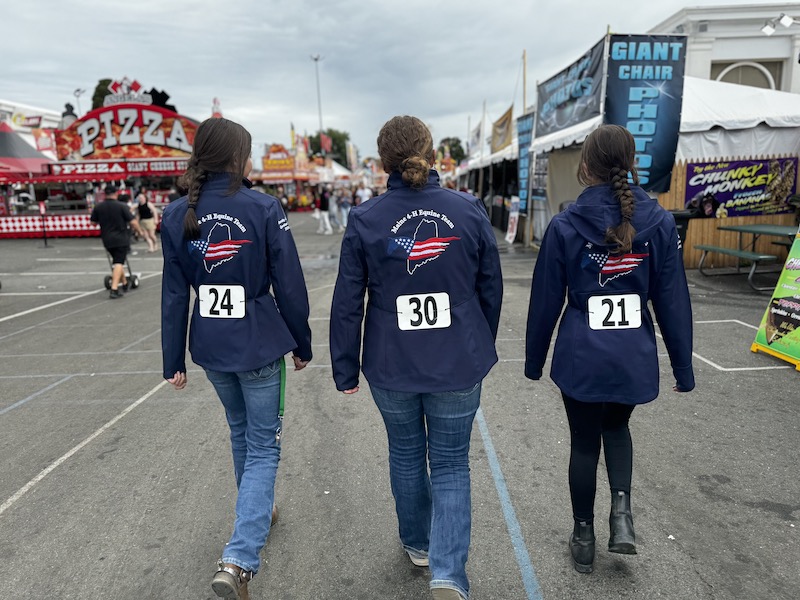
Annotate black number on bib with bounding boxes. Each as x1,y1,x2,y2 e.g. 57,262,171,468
408,296,438,326
409,297,423,327
199,285,246,319
424,296,438,325
396,292,451,331
588,294,641,330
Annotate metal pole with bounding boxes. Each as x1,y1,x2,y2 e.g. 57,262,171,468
311,55,324,155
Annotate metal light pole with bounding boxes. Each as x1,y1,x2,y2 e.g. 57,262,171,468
310,54,324,155
73,88,86,116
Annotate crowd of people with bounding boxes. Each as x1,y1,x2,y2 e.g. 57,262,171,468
158,116,694,600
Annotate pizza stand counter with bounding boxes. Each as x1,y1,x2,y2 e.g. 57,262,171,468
0,158,187,239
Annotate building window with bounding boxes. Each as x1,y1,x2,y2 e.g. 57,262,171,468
710,60,782,90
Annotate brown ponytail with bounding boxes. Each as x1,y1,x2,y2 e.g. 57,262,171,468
377,116,433,190
177,118,252,240
578,125,640,253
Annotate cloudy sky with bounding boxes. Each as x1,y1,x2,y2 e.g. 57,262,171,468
0,0,781,159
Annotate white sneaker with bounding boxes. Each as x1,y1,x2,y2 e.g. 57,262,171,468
406,549,429,567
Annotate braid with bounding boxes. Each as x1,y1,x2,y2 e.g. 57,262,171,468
180,167,208,240
605,166,637,253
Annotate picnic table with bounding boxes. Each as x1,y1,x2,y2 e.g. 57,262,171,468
695,223,798,291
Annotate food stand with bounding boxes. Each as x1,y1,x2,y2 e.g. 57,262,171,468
0,78,197,239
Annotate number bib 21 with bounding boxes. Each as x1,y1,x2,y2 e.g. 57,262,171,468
396,292,451,331
199,285,246,319
587,294,641,330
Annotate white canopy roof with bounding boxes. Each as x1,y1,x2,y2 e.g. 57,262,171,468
531,77,800,157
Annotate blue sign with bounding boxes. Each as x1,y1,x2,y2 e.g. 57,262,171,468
604,34,687,193
535,38,605,137
516,112,535,214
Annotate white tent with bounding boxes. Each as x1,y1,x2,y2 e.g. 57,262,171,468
531,76,800,159
530,77,800,219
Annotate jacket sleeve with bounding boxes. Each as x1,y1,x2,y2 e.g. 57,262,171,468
161,210,190,379
476,209,503,340
267,204,313,361
329,214,367,391
525,221,567,380
650,219,695,391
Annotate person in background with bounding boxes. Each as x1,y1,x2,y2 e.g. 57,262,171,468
330,115,503,600
337,185,353,231
317,184,333,235
355,181,373,205
524,124,695,574
276,185,290,218
90,184,143,299
160,117,312,600
135,189,159,252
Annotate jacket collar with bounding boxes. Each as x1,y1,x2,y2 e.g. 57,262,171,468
203,172,247,191
387,169,440,190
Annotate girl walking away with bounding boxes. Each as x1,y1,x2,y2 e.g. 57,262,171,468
330,116,503,600
160,117,313,599
524,124,694,574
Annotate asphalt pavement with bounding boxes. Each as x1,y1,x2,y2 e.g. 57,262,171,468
0,211,797,600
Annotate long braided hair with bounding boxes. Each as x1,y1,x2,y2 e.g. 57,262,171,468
577,124,639,254
178,118,252,240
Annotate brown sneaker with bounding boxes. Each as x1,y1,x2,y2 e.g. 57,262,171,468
212,562,252,600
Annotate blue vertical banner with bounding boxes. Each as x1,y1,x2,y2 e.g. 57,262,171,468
516,112,535,215
604,34,687,193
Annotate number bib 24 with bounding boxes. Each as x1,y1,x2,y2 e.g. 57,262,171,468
199,285,246,319
396,292,451,331
587,294,641,330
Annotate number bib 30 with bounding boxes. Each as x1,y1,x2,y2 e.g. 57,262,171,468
199,285,246,319
587,294,641,330
396,292,451,331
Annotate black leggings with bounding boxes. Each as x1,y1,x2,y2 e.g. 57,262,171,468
562,393,635,522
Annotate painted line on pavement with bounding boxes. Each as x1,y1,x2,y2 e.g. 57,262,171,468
0,272,161,324
0,350,160,358
654,332,790,371
0,376,74,416
0,381,168,518
476,408,543,600
0,292,86,296
0,272,161,276
695,319,759,331
118,329,161,352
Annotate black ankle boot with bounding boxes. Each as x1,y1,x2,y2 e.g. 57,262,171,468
569,520,595,573
608,490,637,554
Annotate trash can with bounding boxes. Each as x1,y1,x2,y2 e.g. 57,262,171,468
669,209,694,246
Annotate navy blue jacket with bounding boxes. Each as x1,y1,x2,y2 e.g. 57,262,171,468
161,173,312,379
525,184,694,404
330,170,503,393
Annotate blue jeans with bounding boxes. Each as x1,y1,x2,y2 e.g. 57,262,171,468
371,382,481,599
205,359,283,574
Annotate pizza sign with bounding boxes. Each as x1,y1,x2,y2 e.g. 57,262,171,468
56,103,197,161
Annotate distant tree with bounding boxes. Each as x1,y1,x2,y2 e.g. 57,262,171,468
91,79,112,110
310,128,350,162
438,137,465,164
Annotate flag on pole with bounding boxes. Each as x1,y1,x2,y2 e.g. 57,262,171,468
320,132,332,154
491,105,514,154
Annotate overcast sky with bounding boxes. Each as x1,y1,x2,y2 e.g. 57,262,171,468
0,0,783,159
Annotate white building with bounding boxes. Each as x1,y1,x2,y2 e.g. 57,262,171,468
649,3,800,93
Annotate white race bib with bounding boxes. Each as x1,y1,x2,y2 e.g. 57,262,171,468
396,292,451,331
199,285,246,319
587,294,641,330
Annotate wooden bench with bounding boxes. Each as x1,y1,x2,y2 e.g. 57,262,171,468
695,244,779,291
771,239,793,249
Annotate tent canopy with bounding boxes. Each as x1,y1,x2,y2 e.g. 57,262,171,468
0,121,51,174
531,77,800,158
